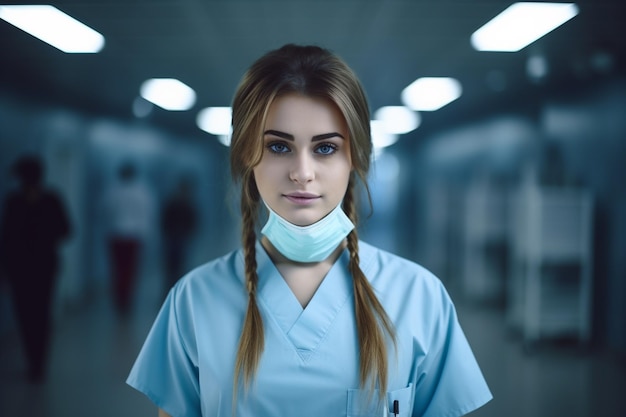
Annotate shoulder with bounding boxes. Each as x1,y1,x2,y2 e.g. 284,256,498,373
170,248,245,304
358,241,441,286
159,248,246,344
358,241,451,309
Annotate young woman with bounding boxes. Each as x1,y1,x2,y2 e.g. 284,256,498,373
127,44,492,417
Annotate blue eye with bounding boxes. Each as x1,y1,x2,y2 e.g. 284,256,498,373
267,142,290,154
316,143,337,155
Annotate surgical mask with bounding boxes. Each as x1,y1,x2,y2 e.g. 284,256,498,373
261,202,354,263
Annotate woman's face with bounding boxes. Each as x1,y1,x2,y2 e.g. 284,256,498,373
253,93,352,226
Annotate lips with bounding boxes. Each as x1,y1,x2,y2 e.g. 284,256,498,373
283,192,320,204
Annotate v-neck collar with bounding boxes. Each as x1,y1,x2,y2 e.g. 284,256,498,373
254,241,352,361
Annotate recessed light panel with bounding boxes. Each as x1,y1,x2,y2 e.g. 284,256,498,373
197,107,232,136
471,2,579,52
401,77,463,111
0,5,105,53
140,78,196,111
370,120,399,149
373,106,420,135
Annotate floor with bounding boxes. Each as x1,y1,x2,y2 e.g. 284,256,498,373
458,304,626,417
1,275,625,417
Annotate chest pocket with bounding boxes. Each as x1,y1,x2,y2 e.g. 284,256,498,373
347,384,414,417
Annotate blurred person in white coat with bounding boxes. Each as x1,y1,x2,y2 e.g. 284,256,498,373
102,160,155,314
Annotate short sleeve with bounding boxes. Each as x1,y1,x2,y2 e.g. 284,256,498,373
414,282,492,417
126,285,201,417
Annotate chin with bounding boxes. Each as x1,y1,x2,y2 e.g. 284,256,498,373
284,212,324,227
288,217,319,227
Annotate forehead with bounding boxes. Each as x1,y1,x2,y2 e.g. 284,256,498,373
265,93,348,134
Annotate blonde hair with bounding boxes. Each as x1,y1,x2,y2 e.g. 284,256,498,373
230,44,396,397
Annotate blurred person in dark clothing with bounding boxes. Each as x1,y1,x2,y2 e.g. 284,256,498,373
161,177,197,292
0,154,71,382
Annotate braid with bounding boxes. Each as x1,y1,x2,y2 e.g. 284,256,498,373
344,179,396,396
234,185,264,396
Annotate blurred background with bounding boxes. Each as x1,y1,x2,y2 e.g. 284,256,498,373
0,0,625,416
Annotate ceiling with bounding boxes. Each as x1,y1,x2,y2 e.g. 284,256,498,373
1,0,625,143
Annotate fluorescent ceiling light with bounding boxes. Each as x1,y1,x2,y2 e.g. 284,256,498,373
197,107,232,138
471,2,579,52
140,78,196,111
370,120,399,149
216,135,232,147
0,5,105,53
373,106,420,135
402,77,462,111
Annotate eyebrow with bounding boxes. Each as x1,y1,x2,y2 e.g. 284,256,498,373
264,129,345,141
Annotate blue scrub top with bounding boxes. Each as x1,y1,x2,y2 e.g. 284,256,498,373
127,241,492,417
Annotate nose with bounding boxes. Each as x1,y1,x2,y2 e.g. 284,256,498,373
289,152,314,184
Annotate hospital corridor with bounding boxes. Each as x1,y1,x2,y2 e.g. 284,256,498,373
2,0,626,416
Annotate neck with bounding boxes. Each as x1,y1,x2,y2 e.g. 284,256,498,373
260,235,347,308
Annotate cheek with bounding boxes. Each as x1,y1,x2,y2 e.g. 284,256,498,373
326,164,352,197
253,162,279,192
251,165,263,192
334,158,353,182
252,168,264,192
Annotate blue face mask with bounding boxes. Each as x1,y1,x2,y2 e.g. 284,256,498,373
261,202,355,263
